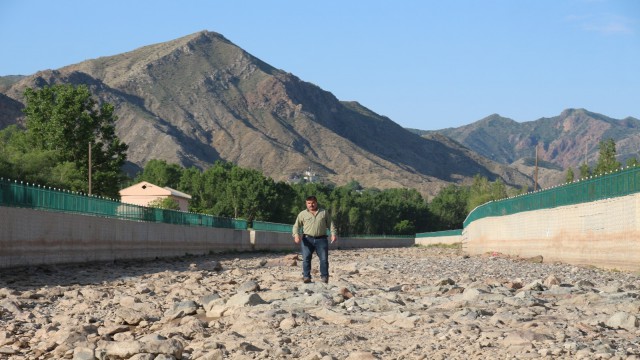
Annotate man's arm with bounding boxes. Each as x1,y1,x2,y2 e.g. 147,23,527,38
327,211,338,243
292,213,301,244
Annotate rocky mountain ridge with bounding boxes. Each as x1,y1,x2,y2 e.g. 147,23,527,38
412,109,640,188
0,30,532,197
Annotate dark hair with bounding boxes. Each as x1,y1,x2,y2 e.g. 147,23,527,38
306,195,317,202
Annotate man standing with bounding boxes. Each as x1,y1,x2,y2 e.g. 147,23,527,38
293,195,337,283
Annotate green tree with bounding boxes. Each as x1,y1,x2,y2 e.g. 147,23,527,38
565,167,575,183
129,159,436,233
22,84,128,196
428,184,469,230
148,197,180,210
136,159,183,189
225,165,282,223
593,138,620,175
0,126,19,179
0,125,67,185
626,157,639,167
393,219,415,235
579,163,591,179
176,161,291,224
466,175,511,212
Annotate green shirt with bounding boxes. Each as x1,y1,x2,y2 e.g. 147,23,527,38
292,208,337,237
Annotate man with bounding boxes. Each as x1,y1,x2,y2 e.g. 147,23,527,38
292,195,337,283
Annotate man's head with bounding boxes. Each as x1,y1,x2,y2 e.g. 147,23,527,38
305,195,318,212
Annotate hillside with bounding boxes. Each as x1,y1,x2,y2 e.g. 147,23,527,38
0,30,532,197
413,109,640,188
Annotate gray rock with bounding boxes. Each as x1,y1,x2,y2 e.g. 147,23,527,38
606,311,639,330
226,292,266,307
115,307,145,325
236,280,260,293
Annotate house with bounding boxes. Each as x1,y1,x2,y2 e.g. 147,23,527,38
119,181,192,211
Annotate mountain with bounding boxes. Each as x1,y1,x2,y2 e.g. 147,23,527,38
413,109,640,188
0,30,532,197
0,93,23,129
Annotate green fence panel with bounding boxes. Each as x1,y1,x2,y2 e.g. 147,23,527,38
343,234,414,239
0,178,247,230
252,220,294,233
416,229,462,238
464,166,640,228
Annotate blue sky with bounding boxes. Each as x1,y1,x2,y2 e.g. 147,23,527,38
1,1,638,130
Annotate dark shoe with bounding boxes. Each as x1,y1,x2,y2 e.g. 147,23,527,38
321,277,328,284
302,277,311,283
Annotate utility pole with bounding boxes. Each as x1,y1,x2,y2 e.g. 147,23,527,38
88,142,92,195
534,144,539,191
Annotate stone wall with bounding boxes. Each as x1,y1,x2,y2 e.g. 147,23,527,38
464,193,640,271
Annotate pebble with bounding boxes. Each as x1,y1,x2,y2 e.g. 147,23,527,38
0,247,639,359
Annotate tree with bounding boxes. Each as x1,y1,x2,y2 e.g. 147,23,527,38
0,125,68,186
593,138,620,176
147,197,180,210
393,219,415,235
626,157,639,167
466,175,510,212
23,84,128,196
428,184,469,230
136,159,183,189
177,161,291,223
579,163,591,179
565,167,575,183
225,165,281,222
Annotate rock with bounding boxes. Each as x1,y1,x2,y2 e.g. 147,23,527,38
166,300,199,319
606,311,639,331
226,293,266,307
339,287,354,299
1,247,639,359
526,255,544,263
543,274,561,287
115,307,145,325
345,351,378,359
236,280,260,293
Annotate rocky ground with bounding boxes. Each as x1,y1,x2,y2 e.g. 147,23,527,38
1,245,639,360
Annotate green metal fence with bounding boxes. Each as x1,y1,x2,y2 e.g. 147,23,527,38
0,178,247,230
252,220,294,233
342,234,415,239
464,165,640,228
416,229,462,238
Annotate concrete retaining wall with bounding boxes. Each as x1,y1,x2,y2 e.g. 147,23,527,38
0,207,250,268
464,193,640,272
415,235,462,247
0,207,414,268
7,191,639,271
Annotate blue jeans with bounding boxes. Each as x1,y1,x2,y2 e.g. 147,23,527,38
301,235,329,279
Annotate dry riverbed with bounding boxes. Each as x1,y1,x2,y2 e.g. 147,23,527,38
1,246,639,359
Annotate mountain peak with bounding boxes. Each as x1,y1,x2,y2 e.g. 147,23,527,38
559,108,589,118
0,30,534,197
436,108,640,188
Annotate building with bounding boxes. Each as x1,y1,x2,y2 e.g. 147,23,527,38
303,168,318,183
119,181,192,211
